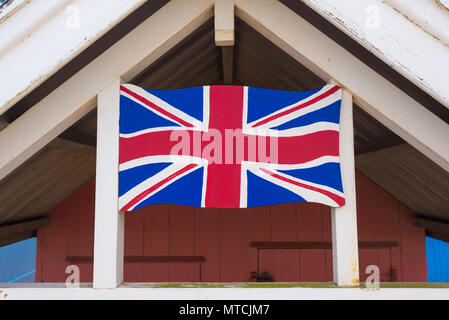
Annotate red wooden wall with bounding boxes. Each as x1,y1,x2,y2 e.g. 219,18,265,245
36,171,427,283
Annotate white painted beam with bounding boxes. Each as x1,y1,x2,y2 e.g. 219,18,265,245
300,0,449,108
0,0,214,182
93,79,124,289
1,284,449,300
331,85,359,287
0,0,148,115
214,0,234,46
234,0,449,174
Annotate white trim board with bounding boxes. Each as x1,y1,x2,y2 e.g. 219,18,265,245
0,284,448,300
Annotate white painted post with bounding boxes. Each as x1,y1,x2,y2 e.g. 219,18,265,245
331,84,360,287
93,78,124,289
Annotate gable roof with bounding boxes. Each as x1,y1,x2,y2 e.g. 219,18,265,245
0,0,448,241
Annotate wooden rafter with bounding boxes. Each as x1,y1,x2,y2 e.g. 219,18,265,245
0,216,50,247
355,135,405,155
59,128,96,148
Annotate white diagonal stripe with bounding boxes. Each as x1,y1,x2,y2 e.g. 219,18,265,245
120,155,207,171
244,122,339,137
246,85,341,130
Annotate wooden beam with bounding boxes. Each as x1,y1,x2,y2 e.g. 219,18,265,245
0,0,214,182
426,231,449,243
0,117,8,131
0,231,36,248
0,0,151,116
215,0,234,46
59,128,96,148
0,216,50,247
0,116,95,153
292,0,449,109
93,79,124,289
355,135,405,155
0,216,50,235
413,216,449,236
221,46,234,84
280,0,449,124
234,0,449,174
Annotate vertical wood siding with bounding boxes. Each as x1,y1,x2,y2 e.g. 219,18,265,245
36,171,427,282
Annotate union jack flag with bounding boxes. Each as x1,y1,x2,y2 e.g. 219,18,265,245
118,84,345,211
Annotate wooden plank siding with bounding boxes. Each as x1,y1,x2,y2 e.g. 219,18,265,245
36,171,427,283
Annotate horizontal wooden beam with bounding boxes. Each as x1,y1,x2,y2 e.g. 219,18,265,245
0,216,50,235
67,256,206,263
3,285,449,299
250,241,398,249
0,216,50,247
413,216,449,236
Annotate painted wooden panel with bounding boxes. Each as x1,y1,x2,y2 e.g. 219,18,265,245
272,204,299,282
220,210,247,281
36,171,427,283
298,204,327,282
124,211,144,282
398,203,427,281
168,205,196,282
194,208,220,281
67,179,95,282
36,200,68,282
245,206,273,281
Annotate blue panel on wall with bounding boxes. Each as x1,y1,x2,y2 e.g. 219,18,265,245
426,236,449,282
0,238,36,283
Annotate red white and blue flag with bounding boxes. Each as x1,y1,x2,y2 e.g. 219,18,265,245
118,84,345,211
